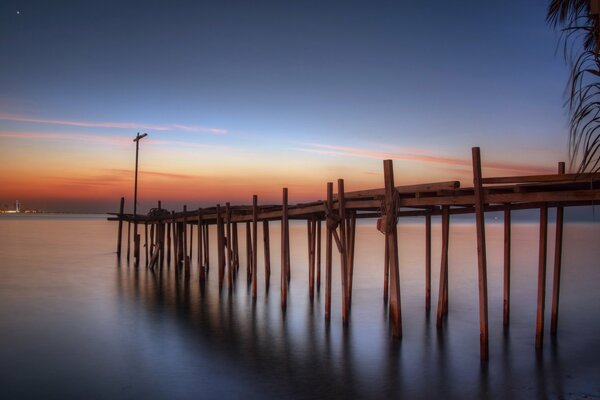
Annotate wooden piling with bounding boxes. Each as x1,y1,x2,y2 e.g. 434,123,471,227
316,219,322,292
325,182,333,320
281,188,289,311
338,179,349,323
126,221,131,261
437,206,450,329
166,221,171,266
347,211,356,307
246,221,252,284
252,195,258,299
197,208,203,266
226,203,233,290
383,160,402,337
472,147,489,361
116,197,125,257
425,214,431,310
183,205,188,271
503,205,511,326
217,204,225,290
536,204,549,350
232,222,239,273
308,219,316,299
145,223,149,267
263,220,271,289
204,223,210,272
384,236,389,303
551,162,565,336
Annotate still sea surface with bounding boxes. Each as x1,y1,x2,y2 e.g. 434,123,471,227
0,213,599,399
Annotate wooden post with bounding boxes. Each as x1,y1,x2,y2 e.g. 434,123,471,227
197,209,203,266
166,221,171,266
263,220,271,289
204,223,210,272
189,222,194,261
226,203,233,290
503,205,511,326
217,204,224,291
437,206,450,328
246,221,252,284
126,221,131,261
145,223,149,267
425,214,431,310
316,219,322,292
117,197,125,257
551,162,565,336
383,236,389,303
536,204,549,350
308,219,316,299
281,188,289,311
183,205,188,271
134,234,140,267
232,222,239,273
384,160,402,337
347,211,356,307
252,195,258,299
325,182,333,320
338,179,349,323
472,147,489,361
149,223,155,268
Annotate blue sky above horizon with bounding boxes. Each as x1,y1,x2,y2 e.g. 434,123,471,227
0,0,574,212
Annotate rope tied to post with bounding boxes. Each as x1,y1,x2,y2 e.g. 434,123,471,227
323,201,341,230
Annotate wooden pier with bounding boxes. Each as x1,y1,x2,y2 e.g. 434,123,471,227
109,147,600,361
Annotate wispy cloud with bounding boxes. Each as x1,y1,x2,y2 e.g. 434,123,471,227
296,143,555,175
0,113,227,135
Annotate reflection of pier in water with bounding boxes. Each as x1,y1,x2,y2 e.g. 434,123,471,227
110,146,600,361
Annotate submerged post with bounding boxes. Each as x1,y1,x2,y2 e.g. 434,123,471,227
472,147,489,361
252,195,258,299
263,220,271,289
383,159,402,337
281,188,289,311
325,182,333,320
425,213,431,310
338,179,349,323
117,197,125,257
316,219,322,292
504,204,511,326
437,206,449,329
536,204,549,349
551,162,566,335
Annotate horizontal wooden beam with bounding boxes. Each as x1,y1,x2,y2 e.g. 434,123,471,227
482,172,600,185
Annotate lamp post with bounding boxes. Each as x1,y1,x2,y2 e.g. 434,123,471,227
133,132,148,265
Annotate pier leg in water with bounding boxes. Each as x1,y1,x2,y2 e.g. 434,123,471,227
145,223,149,268
384,236,389,304
425,214,431,310
281,188,289,311
226,203,233,291
504,205,511,326
347,211,356,308
263,220,271,291
338,179,349,323
116,197,124,257
183,205,189,273
232,222,239,275
437,206,450,329
126,221,131,262
316,219,322,292
325,183,333,320
472,147,489,361
246,222,252,285
551,162,565,336
536,204,548,350
252,195,258,299
217,204,225,291
383,160,402,337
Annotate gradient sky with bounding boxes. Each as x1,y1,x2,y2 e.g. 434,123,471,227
0,0,571,212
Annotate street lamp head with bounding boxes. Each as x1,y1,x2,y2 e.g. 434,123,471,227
133,132,148,142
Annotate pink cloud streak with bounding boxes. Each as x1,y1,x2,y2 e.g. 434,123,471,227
0,113,227,135
297,143,555,175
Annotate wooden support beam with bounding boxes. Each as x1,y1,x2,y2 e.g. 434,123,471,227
149,223,155,268
316,219,322,292
536,204,549,349
232,222,239,273
503,205,511,326
183,205,189,271
472,147,489,361
551,162,566,336
383,235,389,304
246,221,252,284
482,171,600,185
325,182,333,320
126,221,131,261
338,179,349,323
189,222,194,261
145,223,149,268
347,211,357,307
384,160,402,338
252,195,258,299
437,206,450,328
226,203,233,291
204,223,210,272
263,220,271,290
217,204,224,291
281,188,289,311
425,214,431,310
166,221,171,267
116,197,125,257
197,209,203,266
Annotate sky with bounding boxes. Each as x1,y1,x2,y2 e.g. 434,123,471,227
0,0,572,213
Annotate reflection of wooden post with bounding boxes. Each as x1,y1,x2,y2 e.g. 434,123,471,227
338,179,349,323
325,183,333,320
263,220,271,289
437,206,449,328
472,147,489,361
503,205,511,326
551,162,565,336
281,188,289,311
425,214,431,310
384,160,402,337
252,195,258,299
316,220,322,292
536,204,548,350
117,197,125,257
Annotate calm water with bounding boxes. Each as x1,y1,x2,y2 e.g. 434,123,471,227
1,213,599,399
